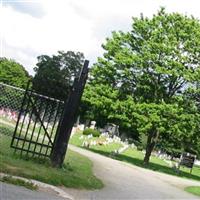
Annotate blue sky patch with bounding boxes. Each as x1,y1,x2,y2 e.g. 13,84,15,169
3,1,46,18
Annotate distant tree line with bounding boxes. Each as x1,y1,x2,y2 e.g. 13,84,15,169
32,51,84,100
0,57,30,88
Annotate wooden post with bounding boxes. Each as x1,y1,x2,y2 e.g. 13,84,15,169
51,60,89,167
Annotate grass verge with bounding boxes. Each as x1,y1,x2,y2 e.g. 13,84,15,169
118,148,200,181
185,186,200,196
0,133,103,189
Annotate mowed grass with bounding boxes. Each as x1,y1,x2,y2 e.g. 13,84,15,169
70,132,200,182
119,148,200,181
0,133,103,189
185,186,200,196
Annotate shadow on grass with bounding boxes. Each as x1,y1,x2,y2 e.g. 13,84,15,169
81,147,200,182
0,126,14,136
13,153,51,166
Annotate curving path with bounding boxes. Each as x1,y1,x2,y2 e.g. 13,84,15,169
64,145,200,200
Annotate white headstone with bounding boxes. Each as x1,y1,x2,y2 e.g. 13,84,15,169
90,121,96,129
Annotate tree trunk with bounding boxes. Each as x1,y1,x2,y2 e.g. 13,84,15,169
143,136,155,165
143,129,159,166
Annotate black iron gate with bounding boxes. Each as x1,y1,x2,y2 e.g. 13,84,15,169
10,82,64,158
11,60,89,166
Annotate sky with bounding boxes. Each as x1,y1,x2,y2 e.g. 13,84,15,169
0,0,200,75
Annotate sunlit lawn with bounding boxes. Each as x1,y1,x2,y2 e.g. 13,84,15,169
185,186,200,197
0,131,103,189
119,148,200,181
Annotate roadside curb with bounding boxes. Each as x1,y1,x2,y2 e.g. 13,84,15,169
0,173,74,200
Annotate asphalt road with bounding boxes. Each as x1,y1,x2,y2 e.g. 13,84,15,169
0,182,64,200
63,145,200,200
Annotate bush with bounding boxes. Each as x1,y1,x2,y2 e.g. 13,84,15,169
137,145,143,151
132,139,140,147
83,128,100,137
132,139,144,151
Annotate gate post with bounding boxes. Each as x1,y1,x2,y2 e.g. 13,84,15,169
51,60,89,167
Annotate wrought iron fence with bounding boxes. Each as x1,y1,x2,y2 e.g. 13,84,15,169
0,82,64,158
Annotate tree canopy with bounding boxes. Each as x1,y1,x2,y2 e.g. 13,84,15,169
82,8,200,164
32,51,85,100
0,57,30,88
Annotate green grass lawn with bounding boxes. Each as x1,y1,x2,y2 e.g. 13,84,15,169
0,133,103,189
119,148,200,181
185,186,200,196
70,132,200,182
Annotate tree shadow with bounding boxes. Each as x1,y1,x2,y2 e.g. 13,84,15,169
83,147,200,182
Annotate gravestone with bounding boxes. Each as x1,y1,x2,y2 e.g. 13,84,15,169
104,123,119,137
90,121,96,129
178,152,196,173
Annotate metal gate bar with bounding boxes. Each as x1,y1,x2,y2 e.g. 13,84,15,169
11,82,64,158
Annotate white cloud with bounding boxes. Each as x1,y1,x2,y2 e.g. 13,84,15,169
1,0,200,75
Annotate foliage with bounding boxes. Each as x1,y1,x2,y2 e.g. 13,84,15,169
83,8,200,165
0,57,30,88
139,134,147,149
83,128,101,137
82,84,120,127
136,146,143,151
32,51,84,100
158,95,200,157
0,86,24,111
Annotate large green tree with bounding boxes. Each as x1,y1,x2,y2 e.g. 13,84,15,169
109,96,200,160
83,8,200,165
32,51,85,100
0,57,30,88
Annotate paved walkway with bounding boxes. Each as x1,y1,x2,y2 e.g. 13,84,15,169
64,145,200,200
0,182,64,200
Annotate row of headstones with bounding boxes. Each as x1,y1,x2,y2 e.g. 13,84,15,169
80,131,130,155
151,151,199,166
76,121,96,131
0,108,56,130
75,121,135,155
0,108,18,122
76,121,119,136
80,132,127,144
